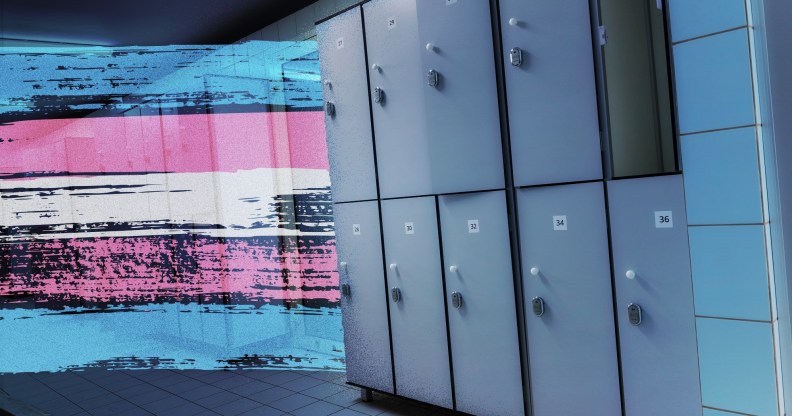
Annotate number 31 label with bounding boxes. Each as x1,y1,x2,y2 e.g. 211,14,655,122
655,211,673,228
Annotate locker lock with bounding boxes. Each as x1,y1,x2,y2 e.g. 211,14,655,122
627,303,642,326
510,47,523,67
373,87,384,104
451,292,463,309
340,283,351,298
427,69,440,88
325,101,336,118
532,297,545,317
391,287,402,303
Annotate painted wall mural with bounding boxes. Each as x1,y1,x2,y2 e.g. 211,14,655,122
0,41,344,373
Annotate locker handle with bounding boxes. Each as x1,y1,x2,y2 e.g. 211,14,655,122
530,267,540,277
532,297,545,317
373,87,384,104
325,102,336,118
391,287,401,303
626,270,636,280
510,47,523,67
508,17,520,27
627,303,642,326
340,283,351,298
427,70,440,88
448,265,458,274
389,263,398,272
451,292,463,309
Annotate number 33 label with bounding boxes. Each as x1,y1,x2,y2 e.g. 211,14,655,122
655,211,673,228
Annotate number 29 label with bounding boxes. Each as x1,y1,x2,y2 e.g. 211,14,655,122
655,211,673,228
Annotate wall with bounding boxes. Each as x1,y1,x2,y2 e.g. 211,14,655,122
670,0,783,414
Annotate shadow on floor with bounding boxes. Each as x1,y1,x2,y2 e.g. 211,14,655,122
0,370,459,416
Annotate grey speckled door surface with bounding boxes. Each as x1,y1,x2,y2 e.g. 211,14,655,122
318,7,378,203
381,196,452,409
334,200,394,393
500,0,602,186
608,175,702,416
363,0,431,199
518,182,621,416
439,191,524,416
418,0,504,195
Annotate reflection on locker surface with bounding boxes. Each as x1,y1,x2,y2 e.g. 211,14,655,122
517,182,621,416
317,8,379,203
500,0,603,187
334,200,394,394
381,196,453,409
608,175,701,416
439,190,524,416
363,0,504,199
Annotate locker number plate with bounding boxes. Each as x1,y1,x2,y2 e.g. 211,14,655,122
468,219,480,234
387,16,397,30
404,222,415,235
553,215,567,231
336,37,344,49
446,0,458,4
352,224,361,236
655,211,673,228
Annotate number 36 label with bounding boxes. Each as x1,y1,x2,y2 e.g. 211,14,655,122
655,211,673,228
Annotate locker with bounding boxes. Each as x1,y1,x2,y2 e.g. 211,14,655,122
500,0,603,186
334,200,394,393
381,196,453,409
517,182,621,416
364,0,504,199
607,175,702,416
317,7,379,203
439,191,524,416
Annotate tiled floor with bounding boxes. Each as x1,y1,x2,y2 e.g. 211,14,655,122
0,370,458,416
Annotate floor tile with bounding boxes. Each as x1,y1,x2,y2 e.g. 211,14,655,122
268,393,317,412
290,400,343,416
212,397,263,416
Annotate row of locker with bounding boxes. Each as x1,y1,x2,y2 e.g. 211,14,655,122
336,176,701,416
318,0,603,202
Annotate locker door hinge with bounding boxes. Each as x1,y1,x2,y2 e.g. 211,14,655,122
598,26,608,46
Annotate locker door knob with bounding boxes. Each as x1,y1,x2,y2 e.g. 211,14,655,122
625,270,636,280
389,263,398,272
425,42,435,52
371,63,381,72
340,283,351,298
530,267,540,276
391,287,402,303
508,17,520,27
448,265,458,273
451,292,463,309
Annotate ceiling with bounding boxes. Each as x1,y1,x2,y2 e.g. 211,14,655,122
0,0,318,46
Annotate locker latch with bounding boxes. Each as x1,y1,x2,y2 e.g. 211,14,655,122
391,287,401,303
532,297,545,317
509,47,523,67
325,101,336,118
451,292,463,309
427,69,440,87
627,303,642,326
373,87,384,104
340,283,351,298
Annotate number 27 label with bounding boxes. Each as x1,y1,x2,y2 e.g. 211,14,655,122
655,211,673,228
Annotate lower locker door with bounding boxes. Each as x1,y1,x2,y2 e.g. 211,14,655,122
381,196,453,409
438,190,525,416
607,175,702,416
334,201,394,393
518,182,622,416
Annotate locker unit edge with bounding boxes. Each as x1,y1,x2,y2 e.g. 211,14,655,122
317,1,703,416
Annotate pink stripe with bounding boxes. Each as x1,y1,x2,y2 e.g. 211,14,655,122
0,112,329,174
0,236,339,303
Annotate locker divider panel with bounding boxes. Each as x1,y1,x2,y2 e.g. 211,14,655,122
380,196,453,409
607,175,702,416
438,190,524,416
318,7,379,203
418,0,505,195
517,182,622,416
363,0,432,199
334,200,394,393
499,0,603,186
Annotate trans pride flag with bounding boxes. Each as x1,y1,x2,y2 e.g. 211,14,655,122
0,41,344,372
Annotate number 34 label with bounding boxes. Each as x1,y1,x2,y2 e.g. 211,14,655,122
655,211,673,228
553,215,567,231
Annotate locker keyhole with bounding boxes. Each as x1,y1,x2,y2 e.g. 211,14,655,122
325,101,336,117
510,47,523,67
451,292,463,309
373,87,384,104
627,303,642,326
427,69,440,87
391,287,401,303
532,297,545,317
340,283,351,298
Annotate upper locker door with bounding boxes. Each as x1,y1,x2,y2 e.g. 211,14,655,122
517,182,621,416
381,196,453,409
417,0,505,195
318,7,378,203
608,175,702,416
333,200,394,393
500,0,603,186
363,0,431,199
439,191,524,416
